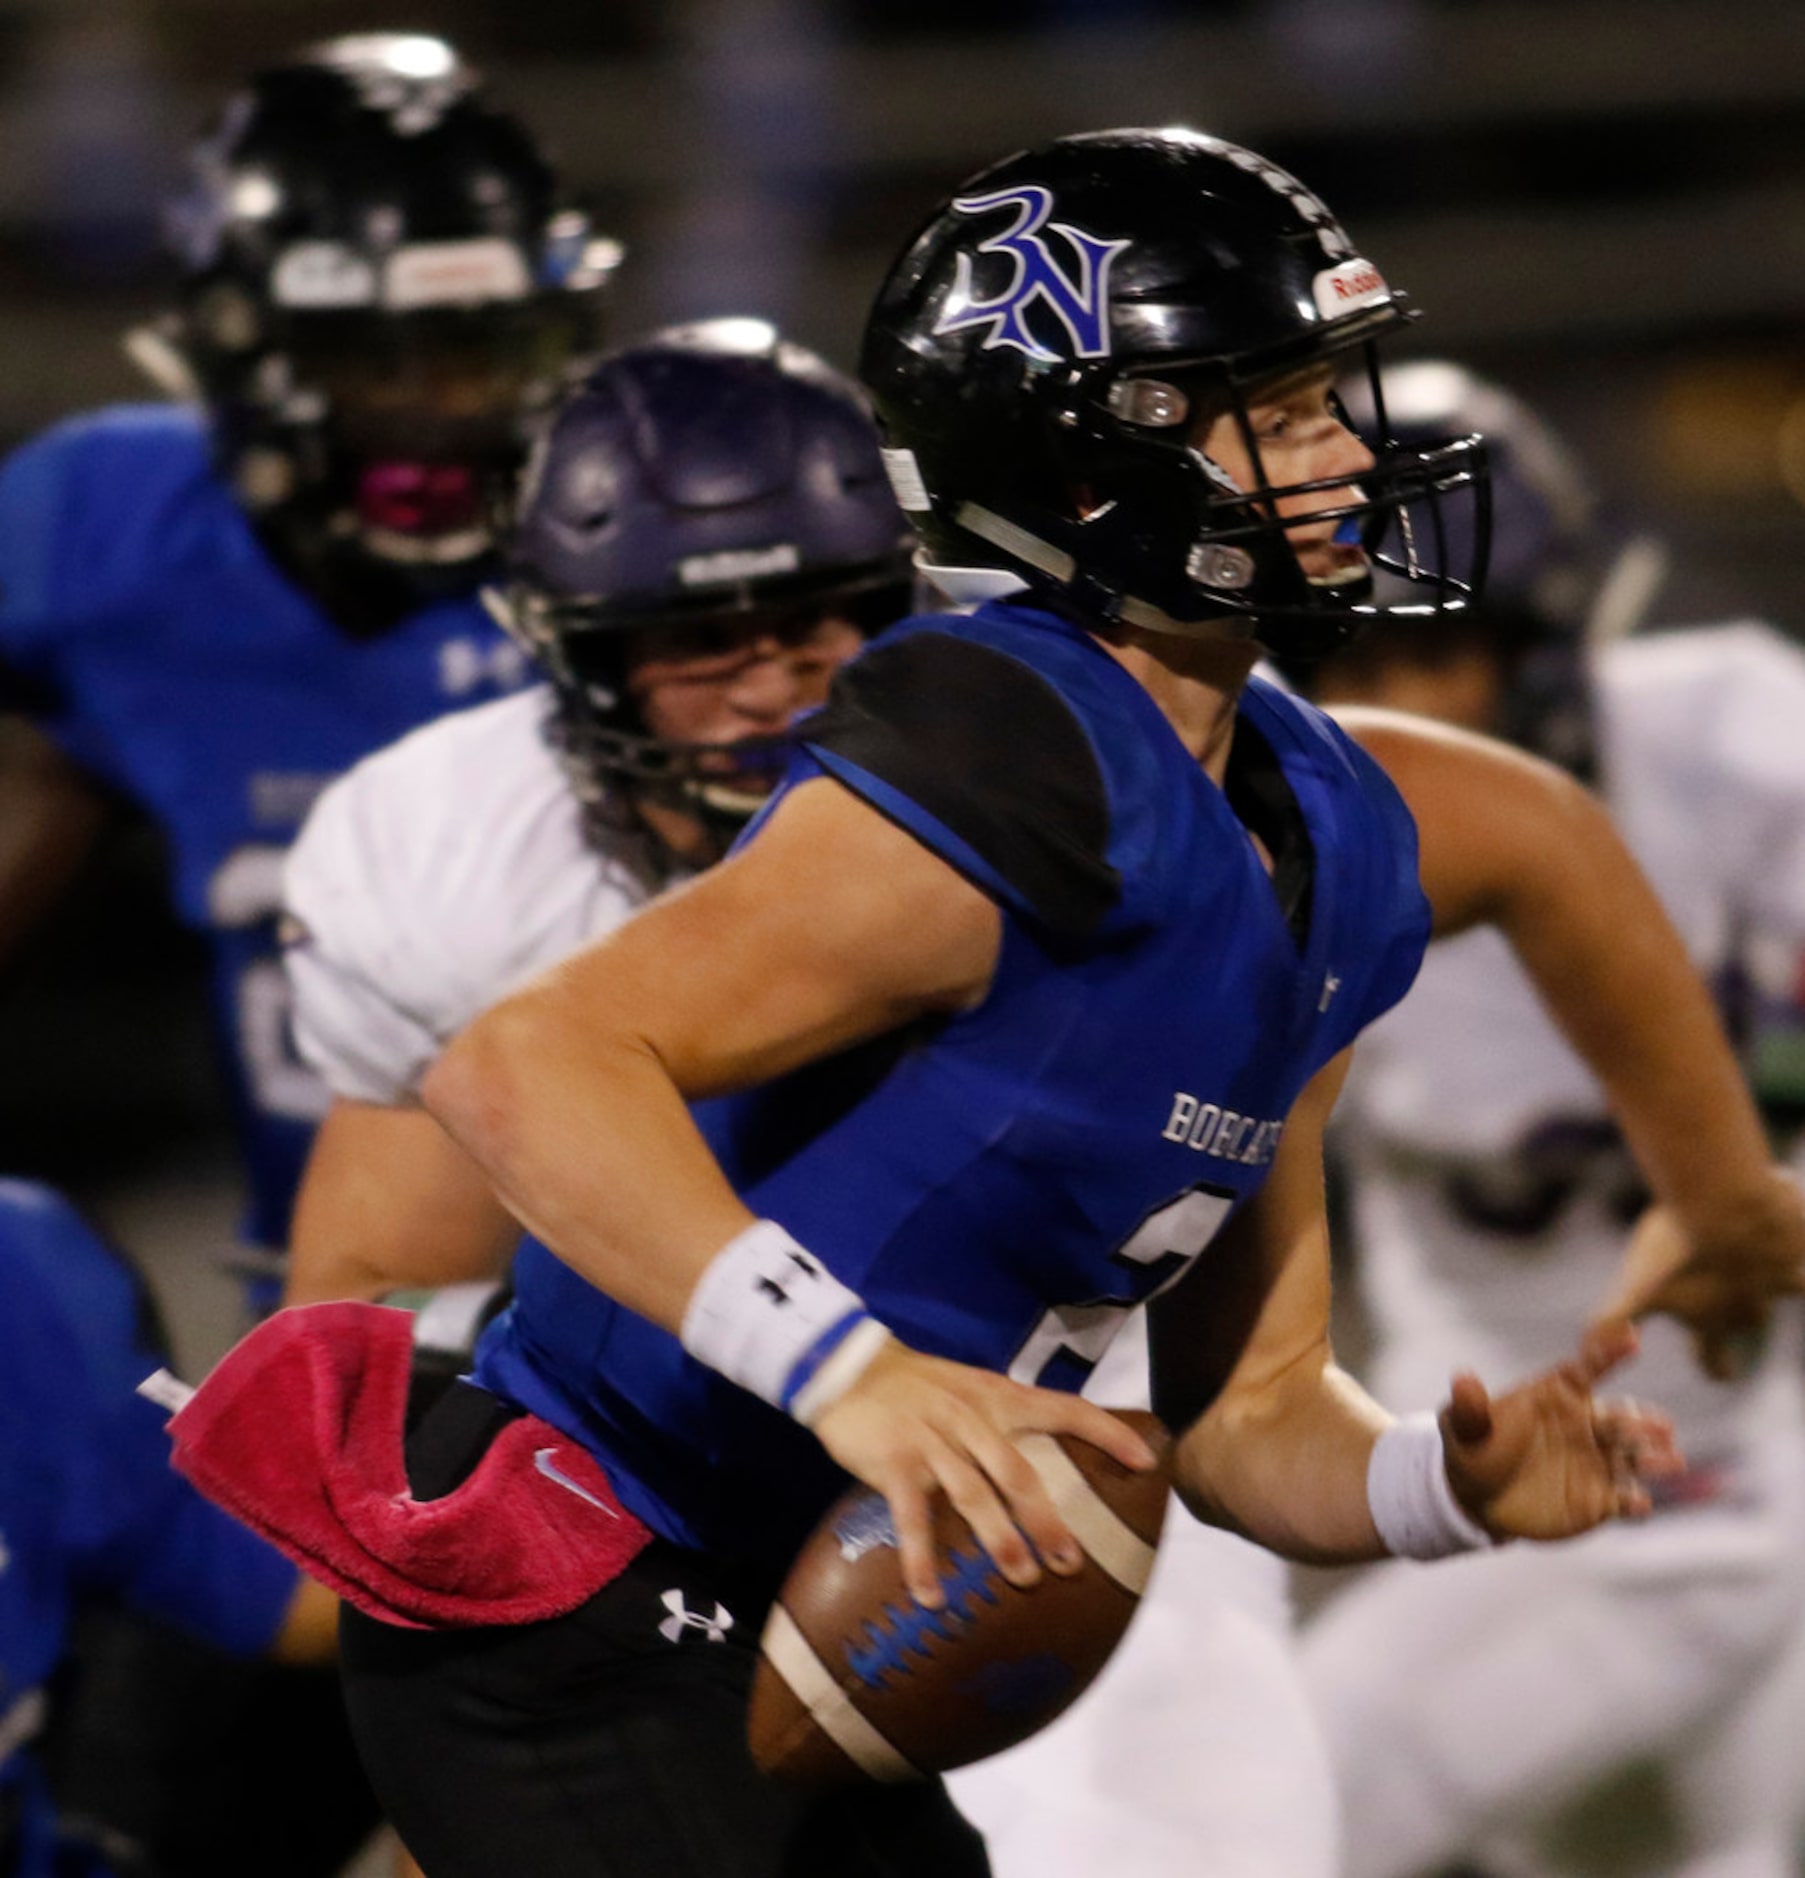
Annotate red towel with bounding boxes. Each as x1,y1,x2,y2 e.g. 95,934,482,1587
167,1300,651,1629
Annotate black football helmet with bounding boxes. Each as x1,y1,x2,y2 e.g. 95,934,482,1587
139,33,621,630
860,128,1489,659
494,317,915,845
1307,360,1668,775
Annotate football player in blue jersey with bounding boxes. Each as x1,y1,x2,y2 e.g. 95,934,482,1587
0,1179,332,1878
186,130,1797,1877
0,31,618,1294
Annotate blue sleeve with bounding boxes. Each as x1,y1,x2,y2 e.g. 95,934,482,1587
1314,727,1431,1061
71,1390,300,1658
0,1181,299,1658
1228,681,1430,1070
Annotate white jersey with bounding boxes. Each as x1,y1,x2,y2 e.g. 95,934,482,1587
283,686,673,1104
1340,622,1805,1475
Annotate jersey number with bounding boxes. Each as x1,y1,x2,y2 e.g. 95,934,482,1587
209,844,331,1124
1008,1182,1236,1390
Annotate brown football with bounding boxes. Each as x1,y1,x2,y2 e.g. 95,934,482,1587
748,1408,1170,1786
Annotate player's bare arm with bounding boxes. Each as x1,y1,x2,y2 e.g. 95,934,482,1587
283,1098,522,1306
1342,706,1805,1373
1161,1047,1677,1562
424,775,1005,1311
423,773,1158,1607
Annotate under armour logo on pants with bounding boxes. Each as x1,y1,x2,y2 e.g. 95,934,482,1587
658,1589,734,1644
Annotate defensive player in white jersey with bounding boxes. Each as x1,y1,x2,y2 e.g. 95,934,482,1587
282,318,915,1312
1294,363,1805,1878
286,300,1798,1878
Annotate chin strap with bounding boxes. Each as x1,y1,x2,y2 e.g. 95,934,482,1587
1113,590,1255,643
955,500,1076,584
954,499,1253,645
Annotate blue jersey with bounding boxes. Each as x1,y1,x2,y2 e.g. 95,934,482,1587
0,1180,297,1878
474,602,1429,1566
0,405,531,1251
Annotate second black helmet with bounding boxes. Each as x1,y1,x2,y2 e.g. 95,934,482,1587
148,34,621,623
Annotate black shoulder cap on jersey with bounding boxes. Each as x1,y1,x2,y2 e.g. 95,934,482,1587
803,630,1120,938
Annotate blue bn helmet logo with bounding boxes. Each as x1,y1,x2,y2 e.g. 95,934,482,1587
934,186,1130,364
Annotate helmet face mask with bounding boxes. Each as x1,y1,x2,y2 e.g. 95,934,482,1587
860,129,1490,659
506,579,904,831
1295,358,1636,776
496,319,915,851
153,34,620,627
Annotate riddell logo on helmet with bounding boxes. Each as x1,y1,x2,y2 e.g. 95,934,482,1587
383,240,533,311
677,544,802,587
1312,259,1389,321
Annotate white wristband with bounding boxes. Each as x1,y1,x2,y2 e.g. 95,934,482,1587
789,1316,895,1428
680,1218,882,1419
1367,1412,1495,1560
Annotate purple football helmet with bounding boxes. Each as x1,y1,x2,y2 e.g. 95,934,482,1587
497,317,915,837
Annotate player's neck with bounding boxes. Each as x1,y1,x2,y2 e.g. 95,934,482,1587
631,794,730,870
1099,630,1260,784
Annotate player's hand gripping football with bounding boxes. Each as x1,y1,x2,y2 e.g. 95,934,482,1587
1589,1167,1805,1381
1438,1319,1682,1541
808,1338,1160,1608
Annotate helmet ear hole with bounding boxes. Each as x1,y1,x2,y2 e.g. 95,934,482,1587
1104,379,1189,429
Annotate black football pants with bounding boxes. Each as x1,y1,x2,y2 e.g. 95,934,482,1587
338,1385,991,1878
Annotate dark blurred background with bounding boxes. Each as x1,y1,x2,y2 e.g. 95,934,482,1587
8,0,1805,619
5,0,1805,1365
0,22,1792,1877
